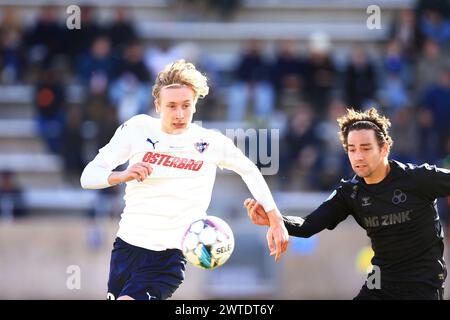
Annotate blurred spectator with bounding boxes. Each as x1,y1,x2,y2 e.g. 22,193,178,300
390,107,419,163
384,40,408,80
62,107,84,185
227,39,274,122
445,137,450,161
381,41,409,110
419,10,450,50
271,40,306,114
170,0,240,21
66,6,106,65
276,73,305,117
173,42,220,85
0,8,25,83
77,35,113,91
0,171,26,221
315,100,349,190
34,67,66,154
77,35,114,132
110,40,151,123
207,0,241,21
97,107,119,150
416,107,441,163
344,47,377,110
281,103,321,190
24,6,64,69
81,92,111,162
414,39,447,94
170,0,205,21
303,32,336,117
107,7,137,54
144,40,183,78
416,0,450,19
112,40,151,83
390,8,423,61
109,74,151,124
419,67,450,160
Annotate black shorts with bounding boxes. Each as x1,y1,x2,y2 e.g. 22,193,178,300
354,281,445,300
107,237,187,300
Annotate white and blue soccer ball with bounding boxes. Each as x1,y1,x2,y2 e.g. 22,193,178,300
181,216,234,269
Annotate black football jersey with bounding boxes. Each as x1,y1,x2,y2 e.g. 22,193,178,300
283,160,450,288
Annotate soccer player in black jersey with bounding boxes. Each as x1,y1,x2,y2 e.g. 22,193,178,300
245,107,450,300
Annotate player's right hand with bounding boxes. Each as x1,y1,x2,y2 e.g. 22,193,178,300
244,198,270,226
119,162,153,183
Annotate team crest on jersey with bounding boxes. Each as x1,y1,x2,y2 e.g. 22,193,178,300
194,141,209,153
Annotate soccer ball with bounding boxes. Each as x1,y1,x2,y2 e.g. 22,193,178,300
181,216,234,269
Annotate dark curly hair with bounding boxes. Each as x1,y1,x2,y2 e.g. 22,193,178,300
337,107,393,152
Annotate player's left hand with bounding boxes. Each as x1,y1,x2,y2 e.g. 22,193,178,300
266,219,289,262
244,199,289,261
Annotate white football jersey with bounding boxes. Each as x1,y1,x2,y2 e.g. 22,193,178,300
81,114,277,251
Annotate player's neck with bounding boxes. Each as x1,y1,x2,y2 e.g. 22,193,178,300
364,159,391,185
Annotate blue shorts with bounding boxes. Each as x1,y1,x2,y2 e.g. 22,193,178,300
107,237,186,300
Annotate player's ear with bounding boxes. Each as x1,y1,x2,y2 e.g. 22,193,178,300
381,142,389,157
154,99,160,114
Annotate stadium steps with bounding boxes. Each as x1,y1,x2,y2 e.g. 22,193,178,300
0,119,46,154
0,104,34,119
242,0,413,11
0,98,68,189
0,137,46,154
0,85,76,191
136,20,389,40
23,188,96,211
0,85,84,106
0,153,65,188
0,153,61,171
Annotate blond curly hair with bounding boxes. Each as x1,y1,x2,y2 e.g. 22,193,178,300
337,107,393,152
152,59,209,103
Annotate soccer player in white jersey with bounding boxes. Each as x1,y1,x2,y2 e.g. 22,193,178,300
80,59,289,300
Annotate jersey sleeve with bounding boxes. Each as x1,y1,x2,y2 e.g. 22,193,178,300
283,187,352,238
80,122,133,189
216,134,277,212
411,163,450,199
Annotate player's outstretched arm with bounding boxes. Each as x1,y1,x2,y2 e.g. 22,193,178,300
245,189,351,240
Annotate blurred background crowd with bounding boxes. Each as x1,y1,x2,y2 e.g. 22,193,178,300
0,0,449,299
